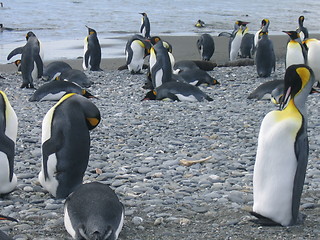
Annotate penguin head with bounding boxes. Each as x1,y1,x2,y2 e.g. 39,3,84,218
280,64,314,110
282,31,300,41
142,90,157,100
81,89,96,99
299,16,305,26
26,31,36,40
195,19,205,28
149,36,161,45
139,12,147,17
86,26,97,35
261,19,269,27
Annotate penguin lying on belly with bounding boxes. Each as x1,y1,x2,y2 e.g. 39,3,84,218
64,182,124,240
142,81,213,102
38,93,101,199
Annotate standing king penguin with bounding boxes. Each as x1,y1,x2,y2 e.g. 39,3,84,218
283,31,306,69
64,182,124,240
83,26,102,71
149,40,172,88
255,22,275,77
297,16,309,41
7,32,43,88
0,91,18,195
39,93,101,199
304,38,320,87
252,64,315,226
125,34,151,74
197,33,215,61
139,12,150,39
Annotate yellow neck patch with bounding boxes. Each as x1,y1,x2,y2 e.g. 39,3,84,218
276,99,301,122
296,67,310,90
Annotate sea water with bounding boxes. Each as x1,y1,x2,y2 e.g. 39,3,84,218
0,0,319,63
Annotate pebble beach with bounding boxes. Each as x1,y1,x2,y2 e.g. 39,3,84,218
0,34,319,240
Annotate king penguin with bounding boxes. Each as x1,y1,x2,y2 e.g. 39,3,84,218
125,34,151,74
254,19,269,53
0,91,18,195
43,61,72,81
7,31,43,88
143,81,213,102
283,31,306,69
218,21,249,61
297,16,309,41
251,64,315,226
64,182,124,240
304,38,320,87
83,26,102,71
255,23,275,77
149,40,173,88
139,12,151,39
196,33,215,61
38,93,101,199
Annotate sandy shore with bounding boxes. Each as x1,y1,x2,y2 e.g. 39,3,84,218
1,33,320,73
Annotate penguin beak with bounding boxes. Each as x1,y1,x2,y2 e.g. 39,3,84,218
279,86,292,110
0,214,18,222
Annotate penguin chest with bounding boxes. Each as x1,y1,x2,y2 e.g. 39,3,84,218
253,110,302,226
127,41,144,72
307,43,320,80
230,32,242,61
286,42,304,68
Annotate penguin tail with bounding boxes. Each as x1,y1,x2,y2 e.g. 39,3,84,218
193,61,217,71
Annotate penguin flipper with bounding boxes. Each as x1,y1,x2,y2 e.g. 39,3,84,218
291,124,309,225
7,47,24,60
42,131,64,180
34,54,43,78
84,49,90,70
0,134,15,181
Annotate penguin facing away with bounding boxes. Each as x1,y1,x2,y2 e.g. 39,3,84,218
255,23,276,78
7,31,43,88
197,33,215,61
38,93,101,199
297,16,309,41
83,26,102,71
64,182,124,240
0,91,18,195
252,64,315,226
283,31,306,69
139,12,150,38
43,61,72,81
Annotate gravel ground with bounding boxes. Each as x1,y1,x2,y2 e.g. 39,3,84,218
0,62,319,240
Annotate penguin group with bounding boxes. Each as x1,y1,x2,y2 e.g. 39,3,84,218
0,8,319,238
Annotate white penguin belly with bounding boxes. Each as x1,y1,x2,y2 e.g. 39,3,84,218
32,61,38,81
253,111,301,226
230,34,242,61
286,44,304,69
128,41,144,72
155,69,163,88
64,203,77,239
175,94,198,102
40,92,67,101
0,152,17,194
38,153,59,197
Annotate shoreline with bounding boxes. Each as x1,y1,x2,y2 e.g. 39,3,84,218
1,33,320,73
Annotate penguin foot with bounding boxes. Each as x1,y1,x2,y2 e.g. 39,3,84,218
249,211,281,226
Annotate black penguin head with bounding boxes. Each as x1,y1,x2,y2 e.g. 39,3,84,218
139,12,147,17
299,16,305,25
280,64,313,110
283,31,300,41
0,214,18,222
81,89,96,99
142,90,157,101
86,26,97,35
26,31,36,40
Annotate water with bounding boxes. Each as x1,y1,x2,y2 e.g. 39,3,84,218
0,0,319,64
